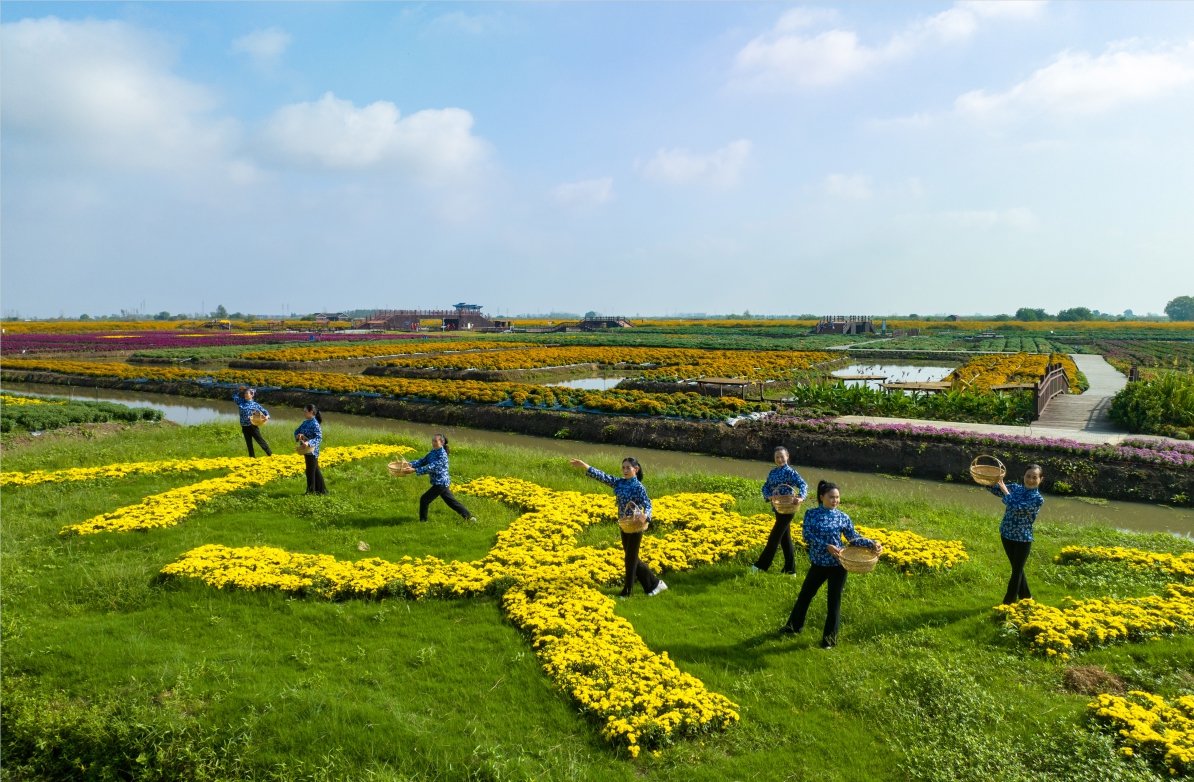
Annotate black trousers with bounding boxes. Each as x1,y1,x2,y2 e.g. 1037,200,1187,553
241,425,272,457
1001,537,1033,604
620,531,660,596
755,512,796,573
786,564,848,644
419,486,471,521
304,455,327,495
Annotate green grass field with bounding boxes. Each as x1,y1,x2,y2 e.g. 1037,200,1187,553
2,420,1190,781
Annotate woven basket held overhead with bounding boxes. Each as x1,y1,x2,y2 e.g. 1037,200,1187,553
769,485,802,514
249,412,268,427
617,503,650,534
969,455,1006,487
839,546,880,574
388,460,414,477
295,442,316,456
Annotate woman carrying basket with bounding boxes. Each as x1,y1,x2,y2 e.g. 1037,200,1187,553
989,464,1045,605
781,481,882,649
294,405,327,495
410,434,476,523
570,457,667,598
752,446,808,575
233,387,272,457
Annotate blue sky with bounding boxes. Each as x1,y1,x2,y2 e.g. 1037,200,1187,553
2,2,1192,318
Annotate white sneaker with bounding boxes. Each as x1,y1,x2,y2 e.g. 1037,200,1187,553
749,565,761,574
648,581,668,597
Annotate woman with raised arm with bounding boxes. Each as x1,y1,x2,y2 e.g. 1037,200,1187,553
781,480,882,650
752,446,808,575
294,404,327,495
232,386,272,457
410,434,476,522
989,464,1045,605
570,456,667,598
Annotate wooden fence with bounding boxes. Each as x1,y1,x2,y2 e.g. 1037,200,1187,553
1033,362,1070,420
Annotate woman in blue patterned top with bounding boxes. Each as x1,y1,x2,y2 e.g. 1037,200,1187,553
781,481,882,649
988,464,1045,605
752,446,808,575
410,434,475,522
294,404,327,495
233,386,272,457
570,456,667,599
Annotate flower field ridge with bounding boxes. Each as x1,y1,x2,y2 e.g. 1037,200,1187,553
1089,690,1194,775
993,583,1194,657
45,445,411,535
1055,545,1194,579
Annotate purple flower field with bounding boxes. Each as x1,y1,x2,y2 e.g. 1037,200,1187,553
768,415,1194,469
1,331,426,355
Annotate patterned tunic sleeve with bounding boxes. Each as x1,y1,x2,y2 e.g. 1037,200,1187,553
622,480,652,518
839,511,876,550
586,467,618,487
294,419,321,456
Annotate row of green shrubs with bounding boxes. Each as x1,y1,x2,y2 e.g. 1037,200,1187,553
785,382,1035,425
0,396,163,433
1110,373,1194,438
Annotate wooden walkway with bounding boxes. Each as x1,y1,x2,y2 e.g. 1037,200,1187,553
1034,354,1127,433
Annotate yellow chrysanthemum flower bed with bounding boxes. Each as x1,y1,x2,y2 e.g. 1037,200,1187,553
994,583,1194,657
1055,545,1194,580
0,393,62,406
239,340,538,363
0,445,410,535
161,478,969,756
951,352,1082,394
1089,690,1194,775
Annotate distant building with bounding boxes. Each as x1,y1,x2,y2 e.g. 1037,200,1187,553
814,316,875,335
365,304,503,331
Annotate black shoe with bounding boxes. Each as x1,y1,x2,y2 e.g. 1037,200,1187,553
820,637,836,650
779,624,801,635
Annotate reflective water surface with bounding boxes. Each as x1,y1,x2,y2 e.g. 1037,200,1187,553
5,380,1191,537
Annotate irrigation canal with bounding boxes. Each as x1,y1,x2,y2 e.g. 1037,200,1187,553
5,380,1192,538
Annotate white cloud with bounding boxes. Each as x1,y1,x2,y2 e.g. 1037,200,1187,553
956,42,1194,118
553,177,614,208
231,27,291,62
733,2,1044,89
1,16,237,171
824,173,873,199
258,92,488,180
637,140,751,187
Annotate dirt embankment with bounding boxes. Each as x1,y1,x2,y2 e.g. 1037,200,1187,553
4,369,1190,505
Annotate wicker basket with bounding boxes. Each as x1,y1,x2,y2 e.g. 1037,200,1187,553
387,459,414,477
617,504,650,534
249,412,267,427
295,441,315,456
839,546,880,574
969,455,1006,486
769,485,802,514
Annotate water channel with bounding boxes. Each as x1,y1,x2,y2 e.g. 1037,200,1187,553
5,380,1192,537
831,363,957,391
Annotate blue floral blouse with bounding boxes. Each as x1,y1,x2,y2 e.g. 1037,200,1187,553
587,467,652,519
411,447,451,486
294,418,322,458
762,464,808,504
989,484,1044,542
232,391,269,427
802,506,876,568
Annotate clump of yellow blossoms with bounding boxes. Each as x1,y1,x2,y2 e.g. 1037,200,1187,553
162,477,968,756
1089,690,1194,775
2,445,409,535
1056,545,1194,580
0,393,61,406
951,352,1082,394
994,583,1194,657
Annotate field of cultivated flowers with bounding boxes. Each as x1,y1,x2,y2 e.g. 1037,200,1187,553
1,330,418,355
950,352,1082,393
159,476,968,756
1089,690,1194,775
377,345,835,380
1055,545,1194,579
993,583,1194,657
1,358,768,420
0,445,410,535
239,339,537,362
